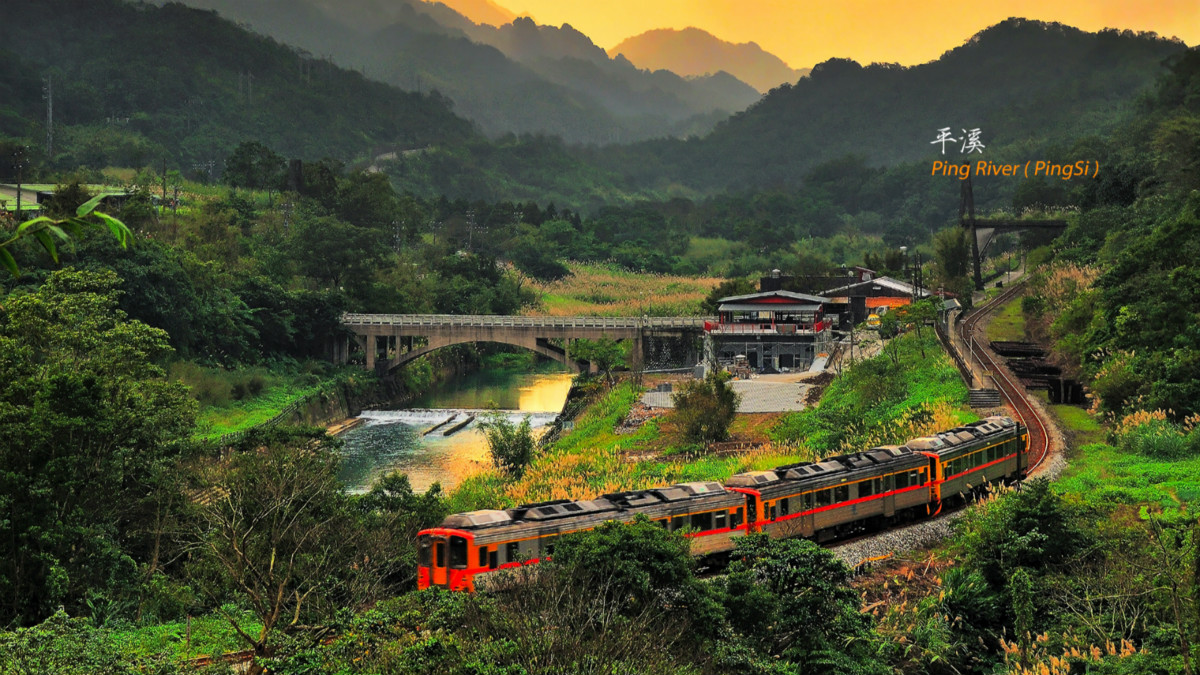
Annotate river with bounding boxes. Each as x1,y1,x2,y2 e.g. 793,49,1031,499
338,365,574,493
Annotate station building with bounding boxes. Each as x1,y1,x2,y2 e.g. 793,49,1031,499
703,289,833,371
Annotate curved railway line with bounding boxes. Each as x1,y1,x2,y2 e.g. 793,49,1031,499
958,281,1053,474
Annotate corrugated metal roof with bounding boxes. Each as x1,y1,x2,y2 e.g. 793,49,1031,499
718,303,821,312
717,290,830,304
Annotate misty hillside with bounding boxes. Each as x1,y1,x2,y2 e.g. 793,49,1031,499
611,27,810,93
603,19,1188,191
173,0,761,143
1,0,476,167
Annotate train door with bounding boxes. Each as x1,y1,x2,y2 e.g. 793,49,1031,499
428,535,450,588
746,493,760,532
927,456,942,506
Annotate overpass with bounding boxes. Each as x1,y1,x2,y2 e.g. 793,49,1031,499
335,313,709,374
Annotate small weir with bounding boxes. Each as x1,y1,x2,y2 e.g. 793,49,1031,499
337,367,574,493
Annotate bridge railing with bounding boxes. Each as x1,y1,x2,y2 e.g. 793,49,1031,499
341,313,711,329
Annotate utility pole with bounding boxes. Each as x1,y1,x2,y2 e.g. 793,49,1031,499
13,146,26,217
42,75,53,157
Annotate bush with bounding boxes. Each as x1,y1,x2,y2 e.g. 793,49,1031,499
1118,419,1193,460
480,414,536,477
671,372,741,443
246,374,266,396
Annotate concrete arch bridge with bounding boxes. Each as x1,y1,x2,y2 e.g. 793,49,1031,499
336,314,707,374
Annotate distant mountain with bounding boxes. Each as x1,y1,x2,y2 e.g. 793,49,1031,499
602,19,1189,192
170,0,761,143
427,0,516,27
611,27,809,93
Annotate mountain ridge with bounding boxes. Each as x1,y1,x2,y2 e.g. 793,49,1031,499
610,27,810,93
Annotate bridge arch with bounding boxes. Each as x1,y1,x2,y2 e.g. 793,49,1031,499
375,335,586,374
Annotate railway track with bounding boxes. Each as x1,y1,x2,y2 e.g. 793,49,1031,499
958,282,1053,473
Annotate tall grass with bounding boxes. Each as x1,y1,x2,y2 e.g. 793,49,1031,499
525,262,721,317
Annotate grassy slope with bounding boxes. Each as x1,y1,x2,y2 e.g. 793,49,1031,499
990,293,1200,507
526,261,721,317
175,363,366,440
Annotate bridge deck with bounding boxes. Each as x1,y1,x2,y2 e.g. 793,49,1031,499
342,314,709,329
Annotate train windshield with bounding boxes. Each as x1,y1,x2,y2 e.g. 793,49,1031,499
449,536,469,569
417,535,432,567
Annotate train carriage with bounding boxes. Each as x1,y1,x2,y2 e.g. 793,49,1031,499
417,481,746,591
727,445,932,542
918,416,1028,504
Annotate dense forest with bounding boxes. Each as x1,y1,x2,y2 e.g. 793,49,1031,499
2,0,476,169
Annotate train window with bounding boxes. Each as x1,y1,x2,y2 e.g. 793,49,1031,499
691,512,713,531
715,511,727,529
816,489,832,507
655,519,668,528
671,515,685,531
917,471,927,486
895,472,909,489
449,537,469,569
802,492,814,510
780,498,790,516
489,550,498,569
833,485,849,503
859,480,874,498
506,542,519,563
546,542,556,557
732,508,744,528
767,503,777,520
418,541,432,567
479,547,488,568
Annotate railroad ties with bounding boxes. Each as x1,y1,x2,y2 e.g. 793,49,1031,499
989,341,1084,404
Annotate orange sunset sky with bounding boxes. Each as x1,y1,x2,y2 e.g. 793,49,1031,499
508,0,1199,69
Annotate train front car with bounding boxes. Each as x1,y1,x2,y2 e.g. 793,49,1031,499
727,445,932,542
911,415,1028,507
418,481,748,592
417,509,511,591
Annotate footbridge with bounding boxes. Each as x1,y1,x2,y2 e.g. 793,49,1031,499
335,313,708,374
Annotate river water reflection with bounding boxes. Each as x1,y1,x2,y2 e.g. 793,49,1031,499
338,366,573,492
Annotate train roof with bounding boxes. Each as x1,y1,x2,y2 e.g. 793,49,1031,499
726,445,922,489
437,481,735,531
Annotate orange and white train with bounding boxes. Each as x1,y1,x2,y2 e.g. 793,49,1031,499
418,416,1027,591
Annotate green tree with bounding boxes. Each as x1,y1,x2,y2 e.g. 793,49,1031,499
722,534,886,673
933,226,971,281
671,371,741,443
0,268,196,625
223,141,286,205
571,336,628,387
479,414,536,477
185,427,364,674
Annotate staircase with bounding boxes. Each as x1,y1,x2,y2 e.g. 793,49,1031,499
969,388,1002,408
